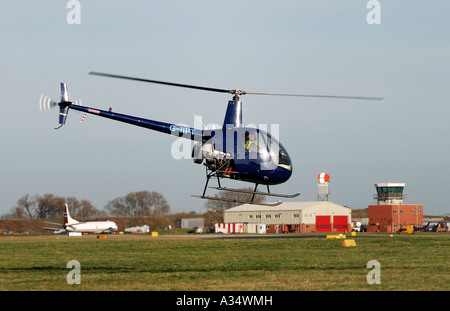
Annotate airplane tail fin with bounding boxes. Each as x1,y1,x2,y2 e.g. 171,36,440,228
64,204,79,225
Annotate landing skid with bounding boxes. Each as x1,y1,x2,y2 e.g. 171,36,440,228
191,195,282,207
209,187,301,199
194,162,298,207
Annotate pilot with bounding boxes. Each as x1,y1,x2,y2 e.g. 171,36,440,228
244,133,258,152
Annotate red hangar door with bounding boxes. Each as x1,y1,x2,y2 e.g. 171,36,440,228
316,216,331,232
333,216,349,232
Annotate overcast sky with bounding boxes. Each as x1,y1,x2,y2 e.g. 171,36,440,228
1,1,449,216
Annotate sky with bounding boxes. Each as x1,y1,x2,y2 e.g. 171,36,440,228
1,1,449,216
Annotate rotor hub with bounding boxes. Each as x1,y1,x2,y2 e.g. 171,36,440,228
229,89,246,100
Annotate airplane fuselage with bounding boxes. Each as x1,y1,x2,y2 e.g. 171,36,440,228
66,220,117,234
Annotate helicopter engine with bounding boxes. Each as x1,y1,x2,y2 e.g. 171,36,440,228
192,141,232,172
192,142,206,164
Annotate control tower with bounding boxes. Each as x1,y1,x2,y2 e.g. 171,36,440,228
368,182,423,233
374,183,405,205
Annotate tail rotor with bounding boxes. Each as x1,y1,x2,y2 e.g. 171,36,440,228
39,83,82,129
39,94,58,112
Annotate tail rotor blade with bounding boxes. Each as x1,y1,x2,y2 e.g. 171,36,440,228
40,84,83,129
39,94,58,111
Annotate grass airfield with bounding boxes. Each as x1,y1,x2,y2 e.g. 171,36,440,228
0,232,448,291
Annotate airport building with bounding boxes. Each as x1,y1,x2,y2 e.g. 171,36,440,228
223,201,352,233
175,217,204,229
368,183,423,232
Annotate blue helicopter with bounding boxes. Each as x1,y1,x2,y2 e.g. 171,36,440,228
40,72,382,206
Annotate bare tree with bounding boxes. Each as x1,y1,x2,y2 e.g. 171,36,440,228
1,206,27,219
204,187,266,211
105,191,171,217
35,194,66,219
16,194,36,219
148,192,171,215
0,193,106,219
80,199,105,218
106,196,129,216
66,197,103,218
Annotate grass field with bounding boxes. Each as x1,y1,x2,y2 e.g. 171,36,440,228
0,233,448,291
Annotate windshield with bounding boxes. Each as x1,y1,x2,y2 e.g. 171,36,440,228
265,132,291,168
239,130,291,169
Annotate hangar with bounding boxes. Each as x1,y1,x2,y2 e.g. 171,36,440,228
223,201,351,233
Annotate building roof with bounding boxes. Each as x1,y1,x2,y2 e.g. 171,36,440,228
375,183,405,187
225,201,350,213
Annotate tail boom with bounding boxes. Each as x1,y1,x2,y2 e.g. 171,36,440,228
52,82,203,141
69,104,203,141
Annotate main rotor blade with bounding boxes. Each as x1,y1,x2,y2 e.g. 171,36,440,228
89,71,383,100
245,92,383,101
89,71,232,94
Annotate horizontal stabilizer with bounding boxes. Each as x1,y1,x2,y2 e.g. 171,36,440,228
42,227,61,231
43,221,63,226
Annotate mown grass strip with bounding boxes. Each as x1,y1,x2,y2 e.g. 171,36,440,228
0,234,448,290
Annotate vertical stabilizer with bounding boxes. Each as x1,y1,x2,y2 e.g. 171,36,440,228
64,204,79,225
60,83,70,102
56,83,71,129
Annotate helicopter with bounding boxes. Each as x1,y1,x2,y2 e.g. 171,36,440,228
40,72,383,206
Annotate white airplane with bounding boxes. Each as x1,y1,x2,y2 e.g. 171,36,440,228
43,204,118,234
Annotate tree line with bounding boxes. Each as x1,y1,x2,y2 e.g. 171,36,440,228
1,187,264,219
1,191,171,220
